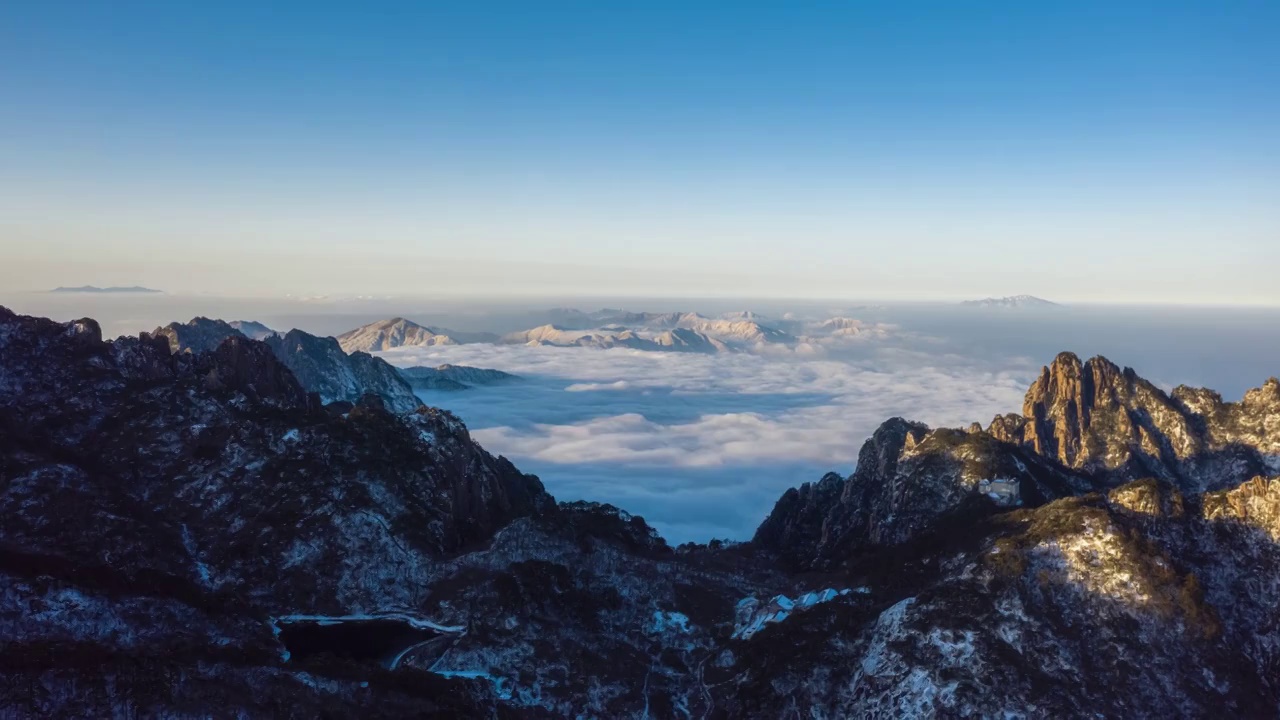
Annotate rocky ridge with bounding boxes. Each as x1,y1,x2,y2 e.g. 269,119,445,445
264,329,422,413
155,317,421,413
988,351,1280,490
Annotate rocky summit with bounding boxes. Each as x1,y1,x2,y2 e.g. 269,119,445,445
3,306,1280,718
155,317,422,413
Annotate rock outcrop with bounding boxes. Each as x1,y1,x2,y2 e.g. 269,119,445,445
989,352,1280,491
265,329,422,413
755,417,1093,568
153,316,246,354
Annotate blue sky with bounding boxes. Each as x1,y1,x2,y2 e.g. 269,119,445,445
2,1,1277,302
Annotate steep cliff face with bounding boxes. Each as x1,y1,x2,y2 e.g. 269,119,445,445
988,352,1280,491
756,417,1093,568
153,318,424,413
264,329,422,413
752,471,846,567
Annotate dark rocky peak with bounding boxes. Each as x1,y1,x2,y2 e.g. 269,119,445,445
1,308,188,409
111,331,185,381
848,417,930,488
202,335,311,408
152,316,245,354
264,329,422,414
64,316,103,345
754,417,1093,571
265,327,330,355
543,501,672,556
753,472,845,568
145,318,419,413
831,423,1042,549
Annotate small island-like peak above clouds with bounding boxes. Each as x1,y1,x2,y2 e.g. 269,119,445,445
960,294,1060,309
49,285,162,294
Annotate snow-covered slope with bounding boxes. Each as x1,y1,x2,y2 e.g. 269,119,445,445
500,324,732,353
266,330,422,412
651,327,731,352
337,318,459,352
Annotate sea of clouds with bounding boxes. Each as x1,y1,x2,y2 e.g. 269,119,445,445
378,340,1041,544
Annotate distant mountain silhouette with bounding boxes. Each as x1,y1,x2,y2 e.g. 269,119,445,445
960,294,1059,308
49,285,162,294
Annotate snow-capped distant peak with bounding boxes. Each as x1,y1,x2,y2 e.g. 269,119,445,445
337,317,456,353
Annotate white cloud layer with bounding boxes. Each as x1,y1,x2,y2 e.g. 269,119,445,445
377,341,1039,543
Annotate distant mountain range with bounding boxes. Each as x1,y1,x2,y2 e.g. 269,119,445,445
398,364,518,391
499,323,733,353
336,309,893,355
960,294,1060,308
500,312,787,352
49,285,162,294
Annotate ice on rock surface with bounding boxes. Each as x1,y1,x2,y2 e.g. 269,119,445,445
649,610,692,634
733,588,853,639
